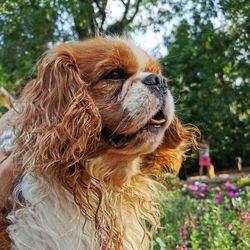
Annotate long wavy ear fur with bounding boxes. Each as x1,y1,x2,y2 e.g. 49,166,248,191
15,44,102,174
144,116,199,176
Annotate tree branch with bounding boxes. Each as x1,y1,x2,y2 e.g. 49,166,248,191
105,0,143,35
127,0,141,23
93,0,108,31
121,0,126,6
121,0,130,24
70,0,96,39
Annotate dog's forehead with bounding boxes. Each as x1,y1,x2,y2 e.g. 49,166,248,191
72,38,162,78
85,37,161,74
117,38,161,74
124,41,150,69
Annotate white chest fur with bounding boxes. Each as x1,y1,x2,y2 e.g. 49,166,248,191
7,174,98,250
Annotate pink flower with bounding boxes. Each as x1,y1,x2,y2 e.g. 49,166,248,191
231,185,238,191
224,181,233,188
227,191,237,199
188,184,199,191
178,226,188,250
179,225,188,239
177,242,188,250
196,192,205,198
224,182,238,191
200,185,210,192
214,192,223,205
224,203,231,209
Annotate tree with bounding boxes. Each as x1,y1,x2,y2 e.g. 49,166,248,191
0,0,142,88
160,0,250,170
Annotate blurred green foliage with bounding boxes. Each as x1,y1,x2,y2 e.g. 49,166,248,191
0,0,143,89
0,0,249,170
160,0,250,169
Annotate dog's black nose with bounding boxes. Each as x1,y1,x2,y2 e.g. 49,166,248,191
143,74,168,94
143,74,163,86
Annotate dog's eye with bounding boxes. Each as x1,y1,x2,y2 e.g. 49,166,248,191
103,69,127,80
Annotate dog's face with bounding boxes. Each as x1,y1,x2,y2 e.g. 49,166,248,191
69,38,175,155
19,37,188,172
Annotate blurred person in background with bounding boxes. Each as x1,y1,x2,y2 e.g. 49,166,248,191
199,139,211,177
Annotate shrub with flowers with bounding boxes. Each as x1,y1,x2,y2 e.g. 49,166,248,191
153,176,250,249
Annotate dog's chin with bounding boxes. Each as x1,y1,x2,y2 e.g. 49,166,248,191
125,126,167,155
102,124,166,155
101,109,169,155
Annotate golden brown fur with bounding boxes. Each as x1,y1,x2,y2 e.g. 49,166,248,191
0,37,198,249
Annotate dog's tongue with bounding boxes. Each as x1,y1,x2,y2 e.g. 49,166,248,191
148,118,166,125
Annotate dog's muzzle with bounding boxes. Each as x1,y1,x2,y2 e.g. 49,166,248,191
142,74,168,95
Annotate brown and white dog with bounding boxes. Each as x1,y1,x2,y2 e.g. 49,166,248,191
0,37,197,249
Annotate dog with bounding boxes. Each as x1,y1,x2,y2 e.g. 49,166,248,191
0,37,197,249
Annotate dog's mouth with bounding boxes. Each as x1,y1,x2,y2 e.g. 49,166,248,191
144,109,166,128
101,108,166,148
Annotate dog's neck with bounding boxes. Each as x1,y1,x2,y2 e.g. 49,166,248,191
6,150,157,249
87,151,142,186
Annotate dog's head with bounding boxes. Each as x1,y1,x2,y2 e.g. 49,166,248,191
84,38,174,156
17,37,196,175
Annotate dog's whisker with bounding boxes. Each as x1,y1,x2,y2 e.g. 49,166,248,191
108,113,132,138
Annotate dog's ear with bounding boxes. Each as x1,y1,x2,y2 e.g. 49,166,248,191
144,116,199,176
17,44,102,170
